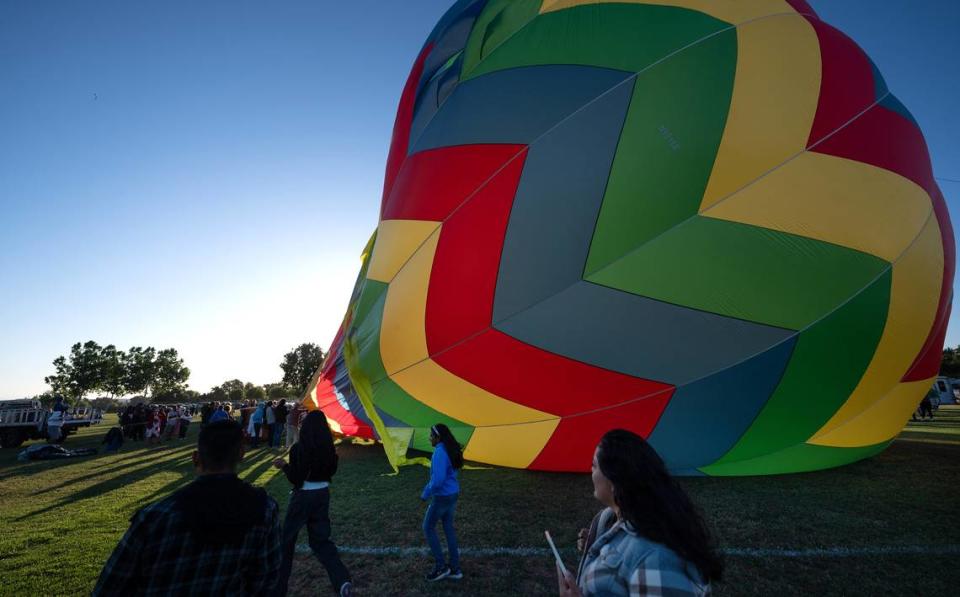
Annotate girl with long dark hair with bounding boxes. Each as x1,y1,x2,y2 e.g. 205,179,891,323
421,423,464,582
272,410,352,596
558,429,723,596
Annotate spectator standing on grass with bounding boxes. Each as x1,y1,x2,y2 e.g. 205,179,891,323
919,393,935,420
121,406,134,439
265,401,277,448
273,399,288,449
93,420,282,596
557,429,722,597
249,402,265,448
200,402,213,426
145,407,162,446
272,410,352,597
210,403,229,423
133,404,146,441
285,404,302,449
240,401,254,441
421,423,464,582
179,407,192,439
163,407,180,441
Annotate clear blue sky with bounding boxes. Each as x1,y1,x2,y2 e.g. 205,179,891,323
1,0,957,399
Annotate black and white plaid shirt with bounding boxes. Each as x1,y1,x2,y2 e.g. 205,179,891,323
93,475,282,596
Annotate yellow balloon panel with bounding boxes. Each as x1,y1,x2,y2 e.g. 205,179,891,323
541,0,802,25
367,219,441,284
706,152,933,262
812,378,934,447
391,360,553,427
379,227,439,373
699,13,821,211
812,216,944,444
463,419,561,469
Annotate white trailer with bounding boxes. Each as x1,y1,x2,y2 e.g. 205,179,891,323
0,399,103,448
933,377,958,406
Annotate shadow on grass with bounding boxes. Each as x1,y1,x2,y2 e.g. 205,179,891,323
88,447,288,511
0,426,198,480
30,445,196,495
15,447,196,522
0,447,136,483
239,452,281,485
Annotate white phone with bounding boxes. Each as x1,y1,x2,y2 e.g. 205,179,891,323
544,530,568,575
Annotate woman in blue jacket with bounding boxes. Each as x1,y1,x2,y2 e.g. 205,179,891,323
421,423,464,582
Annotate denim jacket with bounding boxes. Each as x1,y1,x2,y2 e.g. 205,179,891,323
576,508,710,596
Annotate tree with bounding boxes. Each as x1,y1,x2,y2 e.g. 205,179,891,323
33,391,58,409
280,343,324,395
152,348,190,397
44,341,106,404
220,379,245,402
44,357,73,401
202,385,229,403
244,382,266,403
100,345,127,399
123,347,157,398
265,382,294,399
153,388,199,404
941,346,960,378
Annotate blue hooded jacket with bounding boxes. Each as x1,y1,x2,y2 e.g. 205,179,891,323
421,442,460,499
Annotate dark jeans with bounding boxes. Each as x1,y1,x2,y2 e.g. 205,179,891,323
276,488,350,596
423,494,459,570
178,420,189,439
272,423,284,447
252,423,262,447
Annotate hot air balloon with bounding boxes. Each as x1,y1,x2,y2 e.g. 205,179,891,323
306,0,954,476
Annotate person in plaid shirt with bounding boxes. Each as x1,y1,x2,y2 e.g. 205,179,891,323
557,430,723,596
93,420,282,596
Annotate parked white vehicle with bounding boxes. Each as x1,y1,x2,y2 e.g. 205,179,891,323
0,399,103,448
933,377,958,406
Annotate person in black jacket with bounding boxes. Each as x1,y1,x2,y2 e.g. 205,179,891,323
272,410,352,596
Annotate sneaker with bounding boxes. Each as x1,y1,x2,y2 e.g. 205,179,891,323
447,568,463,580
340,581,353,596
426,567,450,582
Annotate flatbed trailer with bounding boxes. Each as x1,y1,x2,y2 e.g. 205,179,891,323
0,399,103,448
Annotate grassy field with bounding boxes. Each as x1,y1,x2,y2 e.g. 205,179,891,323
1,408,958,596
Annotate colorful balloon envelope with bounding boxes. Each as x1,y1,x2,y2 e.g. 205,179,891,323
306,0,954,475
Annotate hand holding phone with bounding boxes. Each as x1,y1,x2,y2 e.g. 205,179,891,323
545,530,568,575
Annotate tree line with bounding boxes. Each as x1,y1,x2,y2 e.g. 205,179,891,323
32,341,325,408
43,341,189,404
940,346,960,378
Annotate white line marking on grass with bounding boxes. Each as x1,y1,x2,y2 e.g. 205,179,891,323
725,545,960,557
297,544,960,558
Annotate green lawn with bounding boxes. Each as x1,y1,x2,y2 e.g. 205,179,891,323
1,408,958,596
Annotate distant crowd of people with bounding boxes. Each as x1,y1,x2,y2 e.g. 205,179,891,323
111,399,307,452
200,399,306,449
118,403,194,445
92,410,723,596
